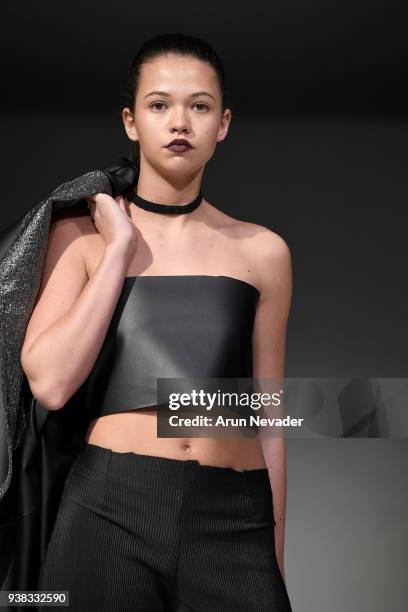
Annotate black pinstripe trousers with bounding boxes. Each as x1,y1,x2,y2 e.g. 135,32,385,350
38,442,293,611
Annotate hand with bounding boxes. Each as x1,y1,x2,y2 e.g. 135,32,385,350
85,193,137,257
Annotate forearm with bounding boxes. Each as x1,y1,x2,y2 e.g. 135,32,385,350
23,243,129,409
260,433,288,582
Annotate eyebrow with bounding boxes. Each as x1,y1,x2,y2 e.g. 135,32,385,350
144,90,216,101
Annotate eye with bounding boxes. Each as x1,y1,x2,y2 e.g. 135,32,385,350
150,102,167,111
149,102,210,112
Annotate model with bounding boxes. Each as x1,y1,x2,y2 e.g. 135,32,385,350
18,32,293,611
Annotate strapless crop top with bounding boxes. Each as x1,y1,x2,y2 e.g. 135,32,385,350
82,275,259,419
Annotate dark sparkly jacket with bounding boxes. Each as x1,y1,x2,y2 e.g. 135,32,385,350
0,158,138,593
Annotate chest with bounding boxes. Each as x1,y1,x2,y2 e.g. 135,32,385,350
85,227,251,282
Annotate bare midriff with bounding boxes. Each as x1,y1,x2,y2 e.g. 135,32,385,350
84,408,267,471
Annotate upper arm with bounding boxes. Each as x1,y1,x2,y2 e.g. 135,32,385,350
251,230,293,380
21,214,89,371
251,230,292,484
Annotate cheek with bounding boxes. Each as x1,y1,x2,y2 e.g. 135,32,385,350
203,120,221,140
199,139,217,162
138,121,163,147
202,125,219,147
135,110,161,133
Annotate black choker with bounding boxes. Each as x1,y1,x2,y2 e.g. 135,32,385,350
127,190,203,214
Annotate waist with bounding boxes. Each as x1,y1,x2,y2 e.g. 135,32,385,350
84,409,267,471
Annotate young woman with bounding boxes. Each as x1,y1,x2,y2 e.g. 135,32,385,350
21,33,293,611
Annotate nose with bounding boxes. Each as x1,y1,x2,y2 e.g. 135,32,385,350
169,106,191,133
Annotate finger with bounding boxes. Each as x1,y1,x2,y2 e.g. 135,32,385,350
87,201,95,217
116,195,127,212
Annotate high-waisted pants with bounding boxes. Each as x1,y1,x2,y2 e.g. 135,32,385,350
38,442,293,611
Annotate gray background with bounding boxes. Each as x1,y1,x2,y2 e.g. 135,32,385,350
2,1,408,609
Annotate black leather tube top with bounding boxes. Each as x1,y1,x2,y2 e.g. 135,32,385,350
82,275,260,419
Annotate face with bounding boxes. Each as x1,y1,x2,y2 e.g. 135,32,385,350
122,53,231,175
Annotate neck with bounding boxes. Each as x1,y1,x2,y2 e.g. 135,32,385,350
126,161,205,227
136,156,204,205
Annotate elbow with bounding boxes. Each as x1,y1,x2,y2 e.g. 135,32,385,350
28,379,68,412
21,349,68,411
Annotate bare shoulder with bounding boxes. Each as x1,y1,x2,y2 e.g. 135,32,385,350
49,207,100,271
246,222,291,267
50,206,94,238
203,201,290,299
205,203,291,291
205,201,290,252
249,223,291,292
244,223,291,296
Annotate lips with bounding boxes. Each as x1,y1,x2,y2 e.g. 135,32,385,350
166,139,192,148
167,144,192,153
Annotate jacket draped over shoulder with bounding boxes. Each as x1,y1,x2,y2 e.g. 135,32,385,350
0,158,138,593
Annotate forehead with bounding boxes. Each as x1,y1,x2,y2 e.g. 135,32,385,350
138,54,218,93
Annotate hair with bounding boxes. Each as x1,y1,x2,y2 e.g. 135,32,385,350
120,32,228,166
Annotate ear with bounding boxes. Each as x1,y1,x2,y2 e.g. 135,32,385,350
122,107,139,143
216,108,232,144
